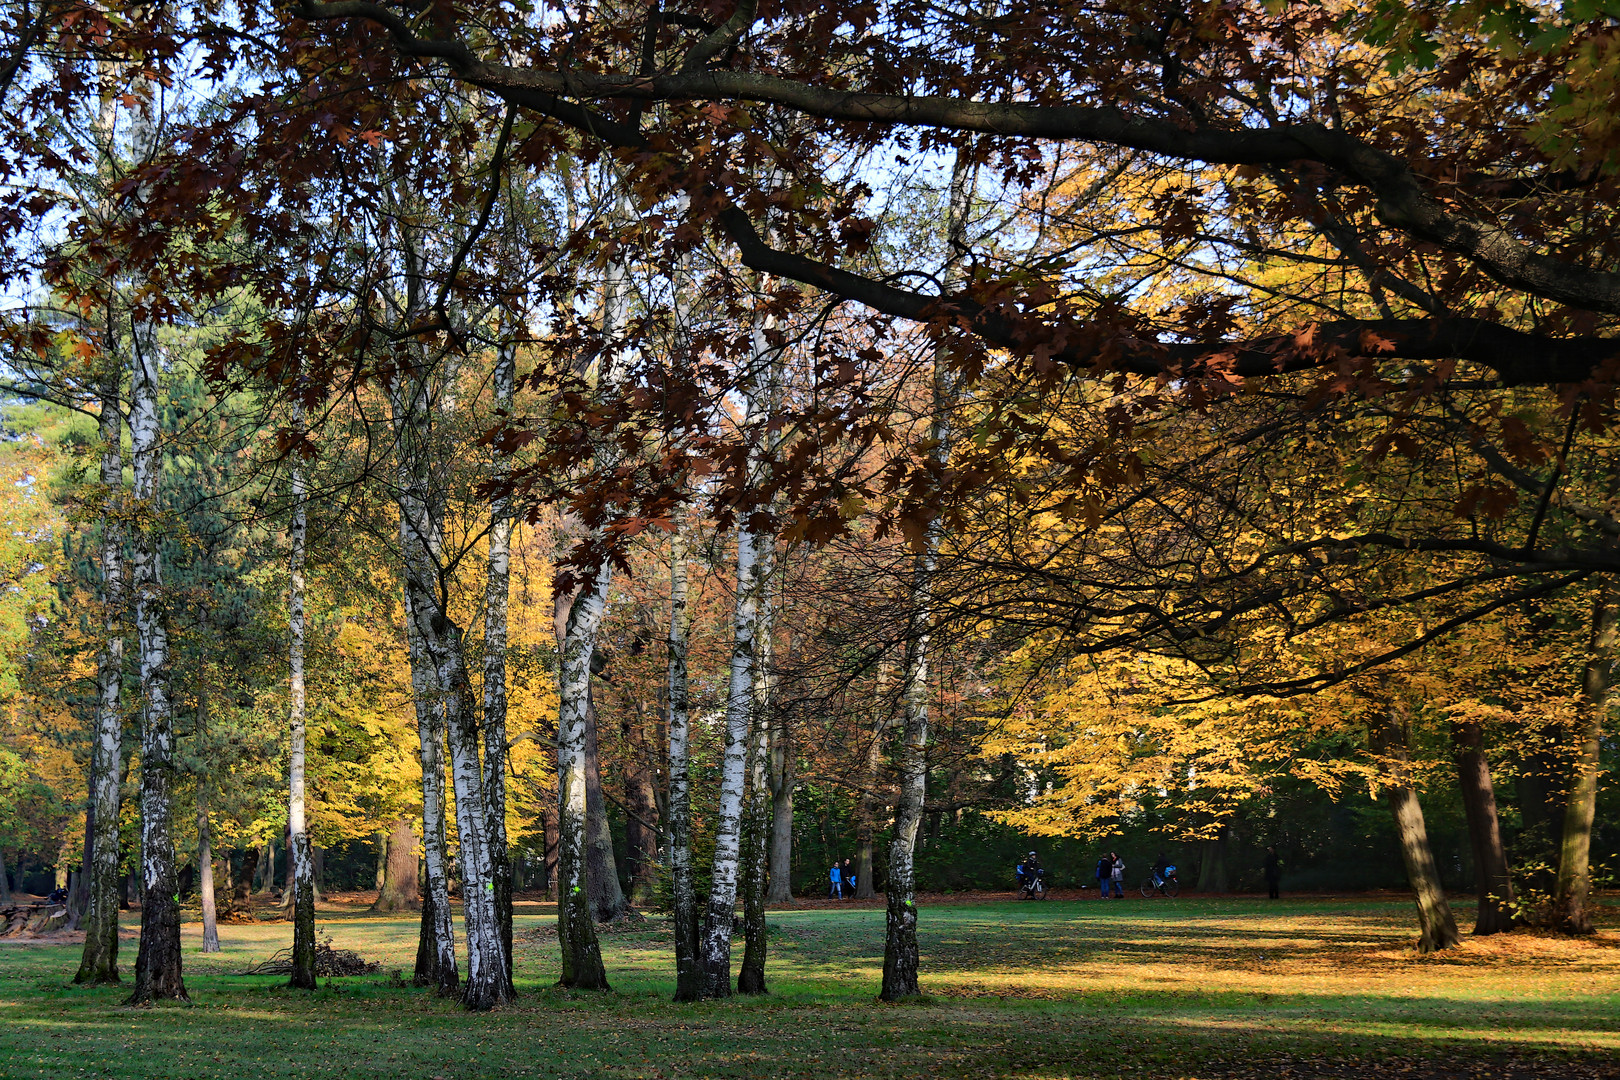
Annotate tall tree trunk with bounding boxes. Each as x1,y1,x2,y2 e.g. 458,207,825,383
1374,707,1461,954
584,688,629,922
234,847,258,914
287,451,317,990
125,307,187,1006
1195,825,1230,894
373,831,387,892
77,362,126,986
406,596,458,993
623,700,661,908
67,812,92,930
699,294,782,1000
257,841,272,895
881,152,971,1003
1551,586,1617,935
372,819,420,912
554,580,611,990
542,804,559,901
853,680,890,902
196,785,219,953
1450,719,1517,934
764,675,795,904
738,566,774,994
483,339,516,983
666,516,700,1000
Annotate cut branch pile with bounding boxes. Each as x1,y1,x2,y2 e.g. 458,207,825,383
1,904,69,937
235,939,379,976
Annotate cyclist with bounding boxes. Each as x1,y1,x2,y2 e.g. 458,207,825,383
1152,852,1170,888
1015,851,1043,894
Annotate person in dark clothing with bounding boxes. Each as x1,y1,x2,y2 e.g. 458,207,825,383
1095,854,1112,899
1152,852,1170,888
1263,845,1281,899
843,858,856,896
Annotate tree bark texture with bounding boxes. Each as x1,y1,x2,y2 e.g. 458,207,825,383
482,340,515,983
287,454,316,990
666,515,700,1001
699,297,781,1000
1374,708,1461,954
737,589,773,994
77,365,126,986
1552,586,1617,934
554,580,611,990
622,699,661,909
584,688,629,922
196,783,219,953
881,153,970,1002
764,677,795,904
1450,720,1517,935
395,450,511,1009
125,313,187,1006
372,819,421,912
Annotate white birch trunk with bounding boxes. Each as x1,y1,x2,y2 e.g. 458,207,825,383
666,513,699,999
404,571,458,993
76,365,125,985
126,310,187,1005
738,544,775,993
483,340,516,988
555,573,611,989
699,300,780,999
287,448,316,988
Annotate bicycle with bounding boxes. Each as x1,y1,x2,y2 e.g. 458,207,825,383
1017,868,1048,900
1140,867,1180,898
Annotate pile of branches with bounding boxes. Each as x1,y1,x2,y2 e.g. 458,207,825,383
236,939,379,977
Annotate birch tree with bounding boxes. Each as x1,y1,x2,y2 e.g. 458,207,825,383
666,509,700,1000
75,363,125,985
286,429,316,989
482,335,516,986
125,302,187,1006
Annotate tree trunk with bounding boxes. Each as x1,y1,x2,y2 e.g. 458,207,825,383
372,819,420,912
0,848,9,903
197,785,219,953
623,701,661,909
737,582,774,994
555,580,611,990
257,841,272,895
374,831,387,892
764,683,795,904
853,687,889,902
881,152,970,1002
666,515,700,1000
541,805,559,901
584,688,629,922
1450,719,1517,934
1374,707,1461,954
233,846,258,914
1551,586,1616,935
482,339,516,984
125,308,188,1006
77,361,126,986
287,452,317,991
1195,825,1230,893
67,812,92,931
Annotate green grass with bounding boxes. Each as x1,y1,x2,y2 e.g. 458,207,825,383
1,895,1617,1079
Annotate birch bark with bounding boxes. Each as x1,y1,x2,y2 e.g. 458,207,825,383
738,549,775,994
393,368,512,1010
287,447,316,989
126,307,187,1006
76,365,126,985
404,570,458,993
483,339,516,986
666,514,700,999
554,577,611,989
699,298,781,999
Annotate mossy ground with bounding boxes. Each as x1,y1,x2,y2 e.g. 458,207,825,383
1,893,1616,1078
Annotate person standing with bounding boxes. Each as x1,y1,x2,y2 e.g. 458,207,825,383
1110,853,1125,898
1264,845,1281,900
1095,853,1112,899
842,858,855,897
828,861,843,899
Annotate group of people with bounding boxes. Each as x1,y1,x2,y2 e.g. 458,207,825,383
827,858,859,898
1094,852,1126,897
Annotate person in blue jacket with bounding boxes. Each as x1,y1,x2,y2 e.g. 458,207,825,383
828,861,843,899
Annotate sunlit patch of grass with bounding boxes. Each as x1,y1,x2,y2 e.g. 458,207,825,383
0,895,1615,1078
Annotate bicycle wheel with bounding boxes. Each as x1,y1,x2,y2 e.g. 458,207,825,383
1164,880,1179,898
1033,880,1047,900
1140,879,1153,898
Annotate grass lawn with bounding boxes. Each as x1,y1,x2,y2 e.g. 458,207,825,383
1,893,1617,1079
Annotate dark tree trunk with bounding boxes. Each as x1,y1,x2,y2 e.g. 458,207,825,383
234,846,259,914
1374,707,1461,954
371,819,421,912
541,805,559,901
1195,825,1230,893
1450,720,1518,934
584,688,629,922
622,702,661,909
67,811,92,930
737,718,770,994
1551,587,1616,935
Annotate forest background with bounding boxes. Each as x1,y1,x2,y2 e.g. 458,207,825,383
0,0,1618,1011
